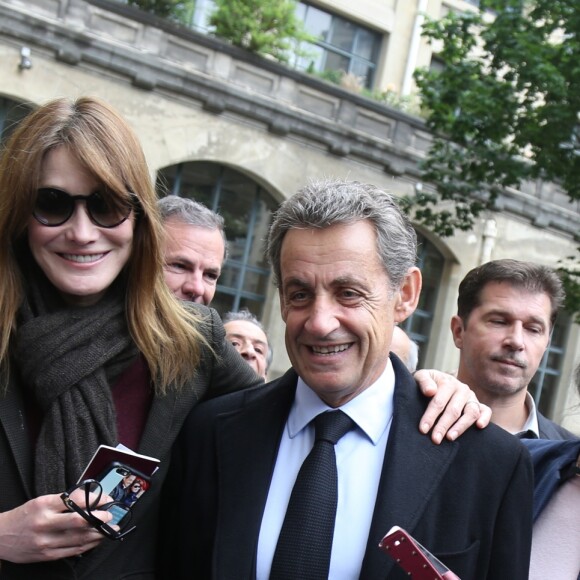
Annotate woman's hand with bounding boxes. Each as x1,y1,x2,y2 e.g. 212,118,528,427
0,492,112,563
415,369,492,444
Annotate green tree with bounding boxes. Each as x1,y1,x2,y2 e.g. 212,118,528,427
127,0,191,22
405,0,580,318
209,0,312,63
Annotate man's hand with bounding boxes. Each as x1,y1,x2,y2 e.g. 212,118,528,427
414,369,492,444
0,493,111,563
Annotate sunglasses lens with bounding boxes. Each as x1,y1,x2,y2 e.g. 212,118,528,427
33,188,132,228
34,188,73,226
86,193,132,228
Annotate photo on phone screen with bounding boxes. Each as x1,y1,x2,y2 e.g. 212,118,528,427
98,465,131,496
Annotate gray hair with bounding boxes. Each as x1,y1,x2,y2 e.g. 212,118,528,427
266,179,417,291
222,308,273,371
158,195,228,261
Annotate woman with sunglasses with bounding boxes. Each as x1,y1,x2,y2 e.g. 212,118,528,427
0,97,263,578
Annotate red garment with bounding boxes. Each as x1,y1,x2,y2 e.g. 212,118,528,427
111,355,153,450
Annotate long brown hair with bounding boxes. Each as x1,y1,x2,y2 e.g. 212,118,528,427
0,96,205,392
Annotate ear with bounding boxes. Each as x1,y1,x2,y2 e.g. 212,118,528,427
394,267,421,323
450,315,465,348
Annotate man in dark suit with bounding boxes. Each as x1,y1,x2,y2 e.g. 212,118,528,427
450,259,576,440
167,180,533,579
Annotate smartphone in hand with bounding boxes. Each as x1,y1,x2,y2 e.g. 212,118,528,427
96,463,150,524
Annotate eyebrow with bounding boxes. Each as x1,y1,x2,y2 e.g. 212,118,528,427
283,275,368,291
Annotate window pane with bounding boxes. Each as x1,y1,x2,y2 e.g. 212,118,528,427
354,29,377,60
303,5,332,42
296,2,381,89
0,98,33,144
350,60,373,86
329,18,356,52
324,50,350,74
295,43,325,72
529,315,570,418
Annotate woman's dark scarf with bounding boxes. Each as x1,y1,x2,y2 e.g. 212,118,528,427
14,254,137,495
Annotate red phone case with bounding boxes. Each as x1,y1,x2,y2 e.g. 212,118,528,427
378,526,460,580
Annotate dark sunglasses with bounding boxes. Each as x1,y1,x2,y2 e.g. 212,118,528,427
33,187,133,228
61,479,136,541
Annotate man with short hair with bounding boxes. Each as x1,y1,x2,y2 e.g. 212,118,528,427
451,259,576,439
168,180,532,579
158,196,227,305
223,309,272,380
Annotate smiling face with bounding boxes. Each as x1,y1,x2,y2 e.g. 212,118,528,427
452,281,552,400
162,218,225,305
27,146,134,307
279,221,420,407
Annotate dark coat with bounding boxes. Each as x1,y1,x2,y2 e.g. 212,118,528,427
522,438,580,521
165,355,534,580
537,411,577,440
0,305,262,579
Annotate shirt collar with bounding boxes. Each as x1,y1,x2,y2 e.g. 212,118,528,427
517,391,540,438
288,360,395,445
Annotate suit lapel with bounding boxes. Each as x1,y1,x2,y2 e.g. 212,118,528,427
360,360,458,579
214,371,297,579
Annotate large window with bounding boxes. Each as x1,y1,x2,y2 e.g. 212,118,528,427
293,2,381,89
529,315,570,418
185,1,381,90
399,233,444,369
156,162,277,317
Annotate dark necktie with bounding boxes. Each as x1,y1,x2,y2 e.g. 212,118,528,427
270,410,356,580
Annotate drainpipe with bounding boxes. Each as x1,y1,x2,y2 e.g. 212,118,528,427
401,0,428,96
479,218,497,264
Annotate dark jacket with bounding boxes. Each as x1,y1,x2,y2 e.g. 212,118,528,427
522,438,580,521
0,305,262,579
164,354,534,580
537,411,577,440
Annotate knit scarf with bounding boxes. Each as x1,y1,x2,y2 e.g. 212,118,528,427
14,259,137,496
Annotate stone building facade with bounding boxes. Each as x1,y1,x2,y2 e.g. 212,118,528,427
1,0,579,432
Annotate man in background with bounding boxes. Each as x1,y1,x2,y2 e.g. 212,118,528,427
158,196,227,305
451,259,575,439
223,309,272,380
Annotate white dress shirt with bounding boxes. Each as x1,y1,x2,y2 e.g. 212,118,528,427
514,392,541,438
256,361,395,580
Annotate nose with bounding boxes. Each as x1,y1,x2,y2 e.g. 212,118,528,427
503,322,525,350
181,272,205,304
64,203,98,243
303,296,340,337
239,341,257,361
